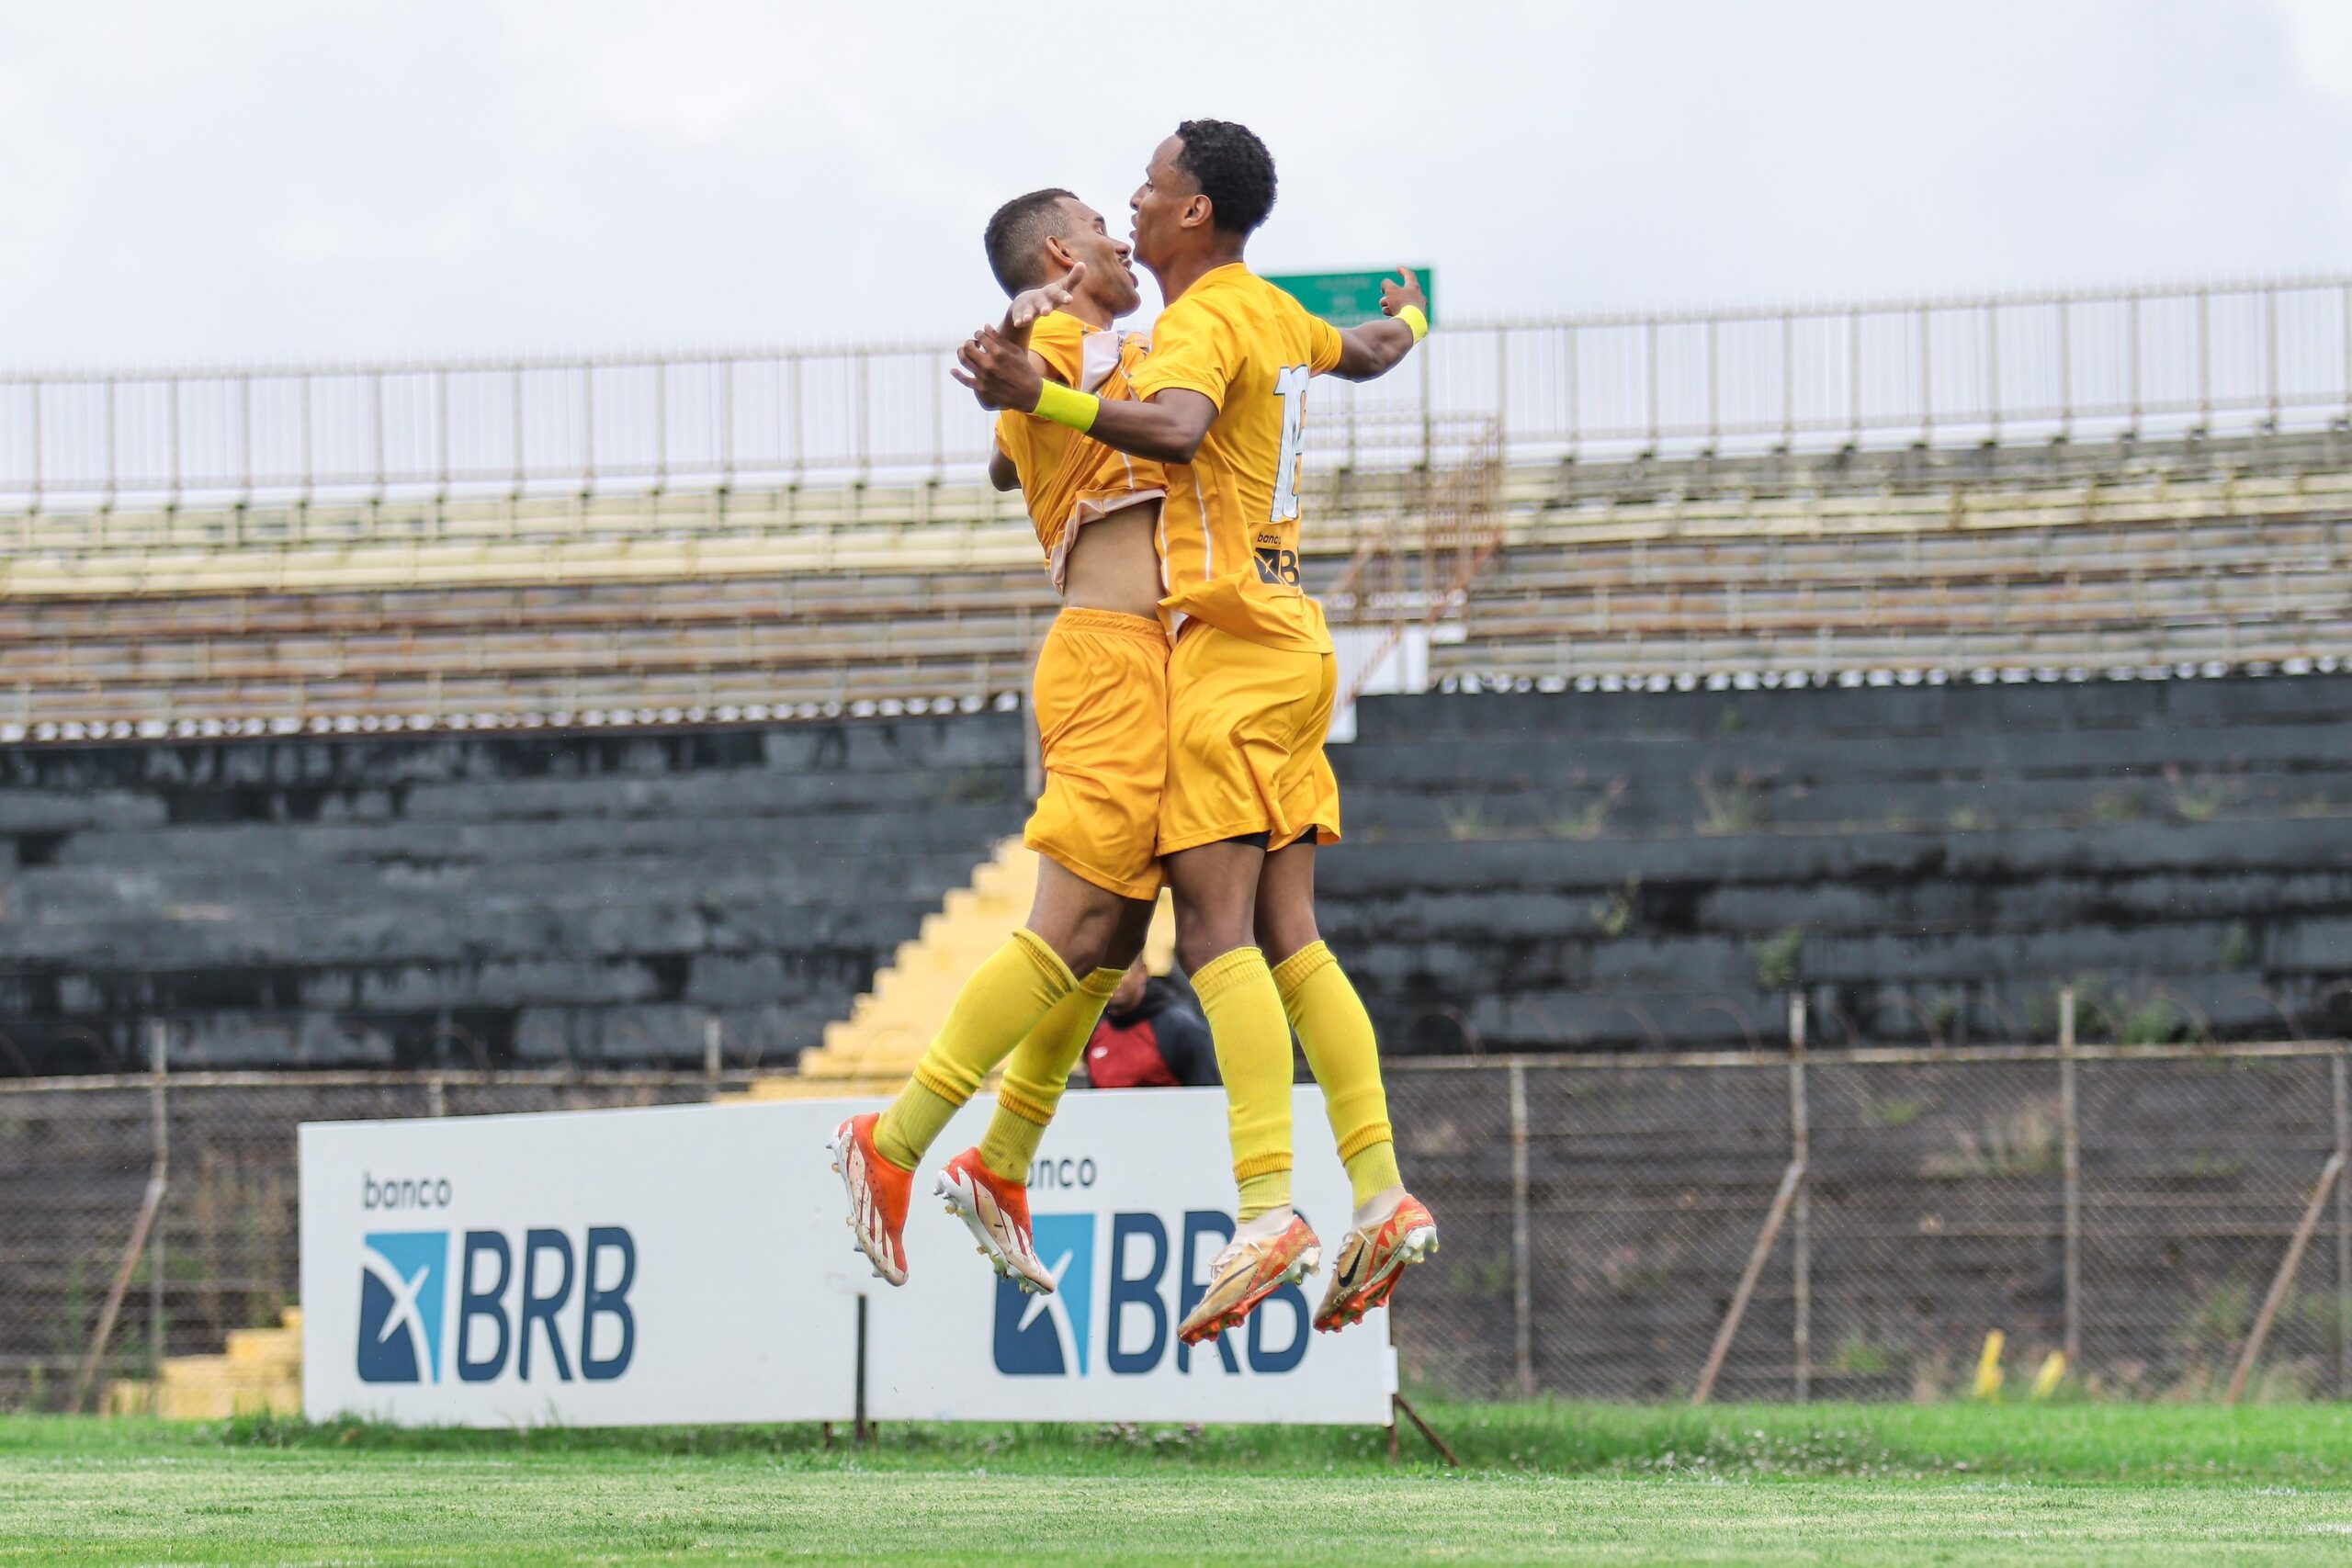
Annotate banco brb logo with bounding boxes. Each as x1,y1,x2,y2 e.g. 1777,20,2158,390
357,1226,638,1384
993,1212,1309,1378
359,1231,448,1383
993,1214,1095,1374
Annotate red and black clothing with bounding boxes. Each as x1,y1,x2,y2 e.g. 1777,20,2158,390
1082,976,1222,1089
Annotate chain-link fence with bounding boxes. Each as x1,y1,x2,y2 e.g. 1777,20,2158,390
6,1026,2348,1411
0,1053,757,1412
1386,1031,2352,1404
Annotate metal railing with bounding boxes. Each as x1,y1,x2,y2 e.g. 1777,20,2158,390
0,276,2342,511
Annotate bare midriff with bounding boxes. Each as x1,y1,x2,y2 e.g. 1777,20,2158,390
1060,503,1165,621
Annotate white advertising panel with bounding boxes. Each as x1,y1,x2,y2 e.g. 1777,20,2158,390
865,1086,1396,1425
300,1086,1395,1427
300,1099,864,1427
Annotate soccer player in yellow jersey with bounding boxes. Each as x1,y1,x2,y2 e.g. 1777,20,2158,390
956,120,1436,1343
832,191,1172,1298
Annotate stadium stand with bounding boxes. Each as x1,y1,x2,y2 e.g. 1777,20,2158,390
4,431,2346,740
3,423,2349,1074
0,716,1030,1074
729,841,1179,1100
106,1309,300,1419
1453,443,2352,681
1329,670,2352,1055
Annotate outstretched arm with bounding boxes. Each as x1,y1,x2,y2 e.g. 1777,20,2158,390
955,325,1217,464
998,259,1086,352
1325,268,1429,382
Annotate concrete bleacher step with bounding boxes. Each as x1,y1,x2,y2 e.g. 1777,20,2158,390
3,713,1031,1073
8,436,2350,735
106,1307,302,1419
725,838,1176,1101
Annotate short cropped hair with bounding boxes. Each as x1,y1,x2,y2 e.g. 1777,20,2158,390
983,187,1078,295
1172,119,1275,236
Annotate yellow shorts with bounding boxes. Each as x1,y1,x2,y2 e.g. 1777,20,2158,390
1022,607,1169,902
1158,623,1342,857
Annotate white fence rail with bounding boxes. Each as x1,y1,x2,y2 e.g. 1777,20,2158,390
0,276,2344,510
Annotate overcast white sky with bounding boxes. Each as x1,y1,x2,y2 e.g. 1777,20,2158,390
0,1,2344,367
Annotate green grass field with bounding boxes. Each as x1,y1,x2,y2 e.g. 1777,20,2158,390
5,1402,2351,1564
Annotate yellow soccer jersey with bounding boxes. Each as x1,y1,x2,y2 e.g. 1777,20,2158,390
991,310,1164,590
1125,264,1345,653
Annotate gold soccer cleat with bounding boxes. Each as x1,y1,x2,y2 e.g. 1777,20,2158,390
1176,1213,1321,1345
1313,1192,1438,1333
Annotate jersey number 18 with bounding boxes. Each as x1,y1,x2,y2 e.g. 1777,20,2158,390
1270,363,1309,524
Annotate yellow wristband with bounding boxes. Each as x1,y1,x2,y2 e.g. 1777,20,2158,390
1032,378,1101,434
1397,304,1430,344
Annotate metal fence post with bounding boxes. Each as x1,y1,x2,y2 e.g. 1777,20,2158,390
1418,347,1432,470
2128,291,2143,433
1509,1058,1533,1398
369,370,386,496
1789,993,1810,1401
2056,303,2071,443
2341,279,2350,427
2335,1047,2350,1400
1645,319,1660,452
1917,305,1933,445
1846,308,1862,447
705,1017,725,1089
1565,321,1580,458
1780,310,1794,449
2265,284,2279,429
1984,301,2001,445
655,361,670,490
580,363,594,490
2197,288,2211,431
148,1019,168,1383
1499,326,1518,470
2061,987,2081,1373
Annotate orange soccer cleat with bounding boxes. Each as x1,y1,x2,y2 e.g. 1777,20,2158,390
1313,1192,1438,1333
1176,1213,1321,1345
935,1147,1057,1295
829,1112,913,1286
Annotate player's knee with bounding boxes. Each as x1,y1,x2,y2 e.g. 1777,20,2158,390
1174,921,1250,977
1254,906,1320,965
1069,902,1137,975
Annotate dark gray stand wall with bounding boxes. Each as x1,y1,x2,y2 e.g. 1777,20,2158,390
1331,672,2352,1053
0,716,1030,1074
6,672,2348,1075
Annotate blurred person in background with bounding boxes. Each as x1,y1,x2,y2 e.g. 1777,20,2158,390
1080,955,1221,1089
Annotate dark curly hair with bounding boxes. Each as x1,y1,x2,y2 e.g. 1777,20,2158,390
1172,118,1275,236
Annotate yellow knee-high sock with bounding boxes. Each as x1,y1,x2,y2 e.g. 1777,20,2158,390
1193,946,1295,1219
1274,941,1401,1210
874,929,1076,1171
978,966,1124,1183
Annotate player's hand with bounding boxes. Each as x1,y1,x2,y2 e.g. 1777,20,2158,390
1003,259,1086,338
952,323,1046,412
1380,267,1426,320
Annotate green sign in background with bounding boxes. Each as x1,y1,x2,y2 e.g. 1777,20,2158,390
1265,268,1435,329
